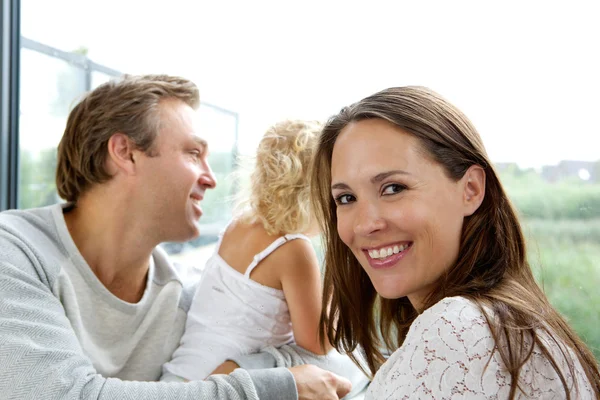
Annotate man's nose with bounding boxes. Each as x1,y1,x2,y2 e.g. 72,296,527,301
198,161,217,189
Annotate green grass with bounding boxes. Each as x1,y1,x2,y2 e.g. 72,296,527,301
524,219,600,360
500,171,600,359
500,169,600,220
522,218,600,244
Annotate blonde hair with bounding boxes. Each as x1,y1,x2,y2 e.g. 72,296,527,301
56,74,199,202
236,120,321,236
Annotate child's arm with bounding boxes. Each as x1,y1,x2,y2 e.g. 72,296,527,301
279,239,332,355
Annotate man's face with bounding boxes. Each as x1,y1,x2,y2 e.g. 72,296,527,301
134,98,217,243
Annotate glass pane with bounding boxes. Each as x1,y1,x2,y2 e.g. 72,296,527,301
18,44,237,263
91,71,115,89
17,1,599,362
18,48,87,209
499,164,600,360
20,0,118,69
195,105,237,226
166,105,238,263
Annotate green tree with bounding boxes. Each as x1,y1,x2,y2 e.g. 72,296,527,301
19,148,59,209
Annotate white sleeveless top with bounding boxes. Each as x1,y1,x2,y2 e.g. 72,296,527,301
161,228,312,381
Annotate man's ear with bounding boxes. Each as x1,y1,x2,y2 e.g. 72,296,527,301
106,133,137,176
462,165,485,216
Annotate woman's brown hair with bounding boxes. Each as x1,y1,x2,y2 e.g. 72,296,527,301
311,86,600,399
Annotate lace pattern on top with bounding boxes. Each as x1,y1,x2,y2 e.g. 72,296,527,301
366,296,594,400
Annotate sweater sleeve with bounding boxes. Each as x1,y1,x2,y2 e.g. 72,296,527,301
0,235,296,400
231,345,371,399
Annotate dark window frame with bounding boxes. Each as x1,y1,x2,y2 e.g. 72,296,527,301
0,0,20,211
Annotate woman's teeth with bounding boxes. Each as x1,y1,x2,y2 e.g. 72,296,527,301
368,244,409,259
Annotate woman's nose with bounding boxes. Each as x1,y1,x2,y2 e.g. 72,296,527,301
353,201,386,236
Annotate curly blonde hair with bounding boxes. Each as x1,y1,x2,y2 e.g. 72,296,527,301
236,120,322,236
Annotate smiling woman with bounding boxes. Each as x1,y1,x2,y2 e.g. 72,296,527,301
330,119,480,307
311,86,600,399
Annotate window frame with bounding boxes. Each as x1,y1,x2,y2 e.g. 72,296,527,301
1,1,239,216
0,0,20,211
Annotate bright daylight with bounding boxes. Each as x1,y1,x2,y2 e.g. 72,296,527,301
1,0,599,399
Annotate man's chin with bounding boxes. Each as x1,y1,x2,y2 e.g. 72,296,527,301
189,221,202,239
183,227,200,241
170,223,201,244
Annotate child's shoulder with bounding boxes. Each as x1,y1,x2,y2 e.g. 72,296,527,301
267,234,319,283
266,233,315,267
221,220,272,252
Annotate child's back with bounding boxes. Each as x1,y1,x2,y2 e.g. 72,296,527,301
161,120,326,382
219,219,306,289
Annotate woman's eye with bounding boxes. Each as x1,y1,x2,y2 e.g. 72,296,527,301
382,183,406,195
335,194,355,205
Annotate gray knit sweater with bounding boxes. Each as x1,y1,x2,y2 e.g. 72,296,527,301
0,204,369,400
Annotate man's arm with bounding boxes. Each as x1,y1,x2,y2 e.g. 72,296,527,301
229,345,370,399
0,255,292,400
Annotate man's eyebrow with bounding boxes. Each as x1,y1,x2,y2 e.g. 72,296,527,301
192,136,208,150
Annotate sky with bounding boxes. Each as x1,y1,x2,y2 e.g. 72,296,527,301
19,0,600,168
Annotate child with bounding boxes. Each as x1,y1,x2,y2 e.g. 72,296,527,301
161,119,327,382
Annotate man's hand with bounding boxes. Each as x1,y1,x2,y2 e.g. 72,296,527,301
210,360,239,375
289,364,352,400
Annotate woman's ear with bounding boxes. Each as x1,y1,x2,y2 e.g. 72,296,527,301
462,165,485,216
106,133,136,176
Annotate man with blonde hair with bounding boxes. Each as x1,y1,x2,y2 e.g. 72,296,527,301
0,75,363,399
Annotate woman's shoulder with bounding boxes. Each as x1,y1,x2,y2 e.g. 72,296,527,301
410,295,489,333
367,297,502,399
404,296,494,350
383,295,496,369
369,296,596,399
402,296,496,364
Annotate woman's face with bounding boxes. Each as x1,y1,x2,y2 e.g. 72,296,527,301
331,119,475,310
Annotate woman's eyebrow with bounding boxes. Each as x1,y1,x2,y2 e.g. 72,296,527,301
331,182,351,191
371,170,411,184
332,170,411,191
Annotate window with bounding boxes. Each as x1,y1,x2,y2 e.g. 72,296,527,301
5,0,239,262
500,163,600,358
163,104,239,261
3,0,599,362
19,43,88,209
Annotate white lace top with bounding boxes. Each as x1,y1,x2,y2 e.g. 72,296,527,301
366,296,595,399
